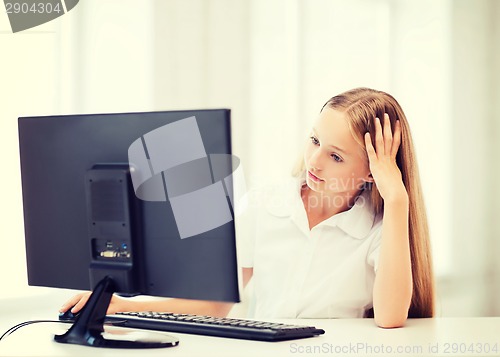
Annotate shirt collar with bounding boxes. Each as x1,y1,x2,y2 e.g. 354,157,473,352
265,178,377,240
327,190,377,239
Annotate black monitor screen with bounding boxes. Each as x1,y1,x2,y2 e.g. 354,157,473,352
18,109,240,303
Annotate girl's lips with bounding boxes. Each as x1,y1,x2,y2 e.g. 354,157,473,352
308,170,323,182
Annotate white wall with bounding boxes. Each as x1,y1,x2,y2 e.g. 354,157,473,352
492,0,500,317
437,0,500,317
1,0,498,318
72,0,155,113
0,14,58,298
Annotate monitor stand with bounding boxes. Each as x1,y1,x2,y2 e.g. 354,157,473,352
54,276,179,348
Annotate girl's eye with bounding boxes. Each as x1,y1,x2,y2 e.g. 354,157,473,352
310,136,319,145
331,154,343,163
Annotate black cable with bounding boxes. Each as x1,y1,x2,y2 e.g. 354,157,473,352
0,320,69,342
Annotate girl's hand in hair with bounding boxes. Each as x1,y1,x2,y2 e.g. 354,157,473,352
364,113,408,204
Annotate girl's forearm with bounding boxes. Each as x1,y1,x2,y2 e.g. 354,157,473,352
119,269,254,317
122,298,234,317
372,194,412,328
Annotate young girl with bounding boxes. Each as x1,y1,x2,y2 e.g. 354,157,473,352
61,87,434,328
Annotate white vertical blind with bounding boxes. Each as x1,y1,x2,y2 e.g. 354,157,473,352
77,0,155,113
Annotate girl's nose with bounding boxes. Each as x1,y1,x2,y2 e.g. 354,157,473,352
309,148,323,170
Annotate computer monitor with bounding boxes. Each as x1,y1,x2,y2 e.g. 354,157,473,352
18,109,241,348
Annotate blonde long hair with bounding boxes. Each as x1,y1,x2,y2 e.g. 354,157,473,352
294,87,434,318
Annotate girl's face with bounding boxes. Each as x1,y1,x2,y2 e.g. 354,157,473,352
304,107,372,196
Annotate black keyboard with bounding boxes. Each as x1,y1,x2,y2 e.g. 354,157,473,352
104,312,325,342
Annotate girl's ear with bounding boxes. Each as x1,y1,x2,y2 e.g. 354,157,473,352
365,172,375,183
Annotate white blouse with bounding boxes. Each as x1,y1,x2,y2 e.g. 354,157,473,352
236,178,383,319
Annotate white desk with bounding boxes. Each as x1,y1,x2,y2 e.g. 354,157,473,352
0,317,499,357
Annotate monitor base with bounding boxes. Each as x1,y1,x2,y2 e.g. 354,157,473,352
54,276,179,349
